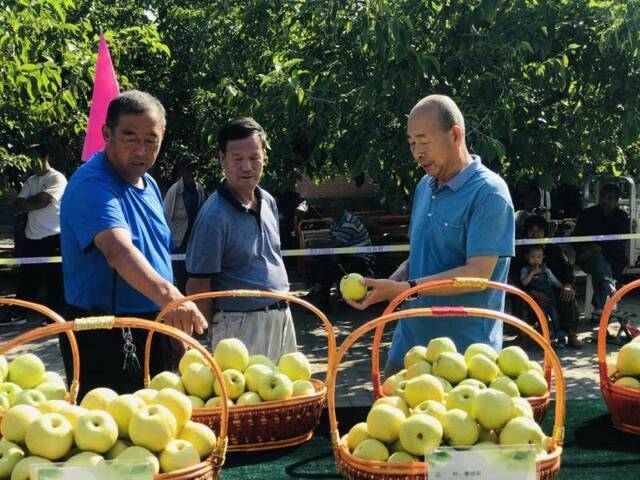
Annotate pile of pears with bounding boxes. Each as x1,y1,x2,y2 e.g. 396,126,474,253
344,337,551,463
0,353,217,478
148,339,316,408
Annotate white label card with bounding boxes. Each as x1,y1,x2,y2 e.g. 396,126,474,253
427,445,537,480
34,462,154,480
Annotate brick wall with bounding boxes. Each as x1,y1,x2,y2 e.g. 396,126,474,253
295,174,379,199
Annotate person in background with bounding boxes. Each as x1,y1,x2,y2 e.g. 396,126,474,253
164,159,206,293
520,244,567,347
512,215,582,348
186,117,296,362
0,144,67,326
304,198,375,310
60,90,206,398
573,183,630,319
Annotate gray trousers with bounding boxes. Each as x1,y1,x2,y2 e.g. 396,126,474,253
211,307,297,363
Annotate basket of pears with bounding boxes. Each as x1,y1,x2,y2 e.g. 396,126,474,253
0,316,228,480
371,278,554,422
145,290,336,451
597,279,640,435
327,306,565,480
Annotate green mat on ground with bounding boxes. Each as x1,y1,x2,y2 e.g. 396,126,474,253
219,399,640,479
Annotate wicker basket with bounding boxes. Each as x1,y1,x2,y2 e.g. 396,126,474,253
598,278,640,435
0,298,81,403
370,278,553,422
0,316,229,480
327,305,566,480
145,289,336,452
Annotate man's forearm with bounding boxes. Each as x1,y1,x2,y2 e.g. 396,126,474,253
186,277,213,322
389,259,409,282
16,193,51,212
107,246,181,309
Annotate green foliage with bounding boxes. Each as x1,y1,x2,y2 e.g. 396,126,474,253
1,0,639,208
0,0,169,190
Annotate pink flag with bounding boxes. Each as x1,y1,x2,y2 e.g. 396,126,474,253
81,34,120,161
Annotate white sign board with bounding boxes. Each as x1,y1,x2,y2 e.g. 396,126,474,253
427,445,537,480
34,462,154,480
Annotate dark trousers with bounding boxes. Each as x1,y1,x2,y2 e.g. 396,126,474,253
171,236,189,295
16,234,63,309
557,296,579,335
59,307,184,400
513,291,578,336
579,253,617,310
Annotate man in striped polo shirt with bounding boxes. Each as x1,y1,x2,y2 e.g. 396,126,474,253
305,199,375,309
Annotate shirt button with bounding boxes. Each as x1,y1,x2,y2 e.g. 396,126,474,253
431,195,435,200
445,222,448,226
428,213,432,217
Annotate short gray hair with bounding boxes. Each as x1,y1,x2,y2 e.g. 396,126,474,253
412,94,465,134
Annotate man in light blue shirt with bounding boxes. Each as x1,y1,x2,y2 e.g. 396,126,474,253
346,95,514,376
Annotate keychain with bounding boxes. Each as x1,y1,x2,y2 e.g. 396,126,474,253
122,327,141,375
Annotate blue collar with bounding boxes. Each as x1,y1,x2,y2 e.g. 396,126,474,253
429,154,482,191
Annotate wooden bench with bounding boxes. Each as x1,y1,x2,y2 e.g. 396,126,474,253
353,211,411,245
295,211,411,275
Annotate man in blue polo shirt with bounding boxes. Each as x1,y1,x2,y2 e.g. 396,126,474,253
60,90,206,397
186,117,296,362
346,95,514,377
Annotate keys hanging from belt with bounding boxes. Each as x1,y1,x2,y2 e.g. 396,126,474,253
122,327,141,376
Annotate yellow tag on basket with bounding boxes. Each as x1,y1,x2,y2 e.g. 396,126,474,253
74,316,116,331
427,445,536,480
452,278,489,289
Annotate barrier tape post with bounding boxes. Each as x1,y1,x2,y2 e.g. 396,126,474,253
1,233,640,265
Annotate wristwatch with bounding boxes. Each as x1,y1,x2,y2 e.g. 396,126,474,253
406,279,418,300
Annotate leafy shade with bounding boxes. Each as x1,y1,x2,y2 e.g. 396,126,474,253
1,0,639,208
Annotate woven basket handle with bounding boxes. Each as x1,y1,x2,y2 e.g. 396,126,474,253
145,290,336,385
327,306,566,449
0,317,229,467
371,278,552,398
597,278,640,388
0,297,81,403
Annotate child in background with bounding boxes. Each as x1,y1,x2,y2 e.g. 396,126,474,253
520,244,566,347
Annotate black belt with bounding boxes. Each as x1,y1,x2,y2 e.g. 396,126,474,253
214,300,289,313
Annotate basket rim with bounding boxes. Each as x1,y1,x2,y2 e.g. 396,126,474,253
597,278,640,386
156,458,215,479
225,430,317,452
601,380,640,399
334,441,563,474
524,391,551,404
